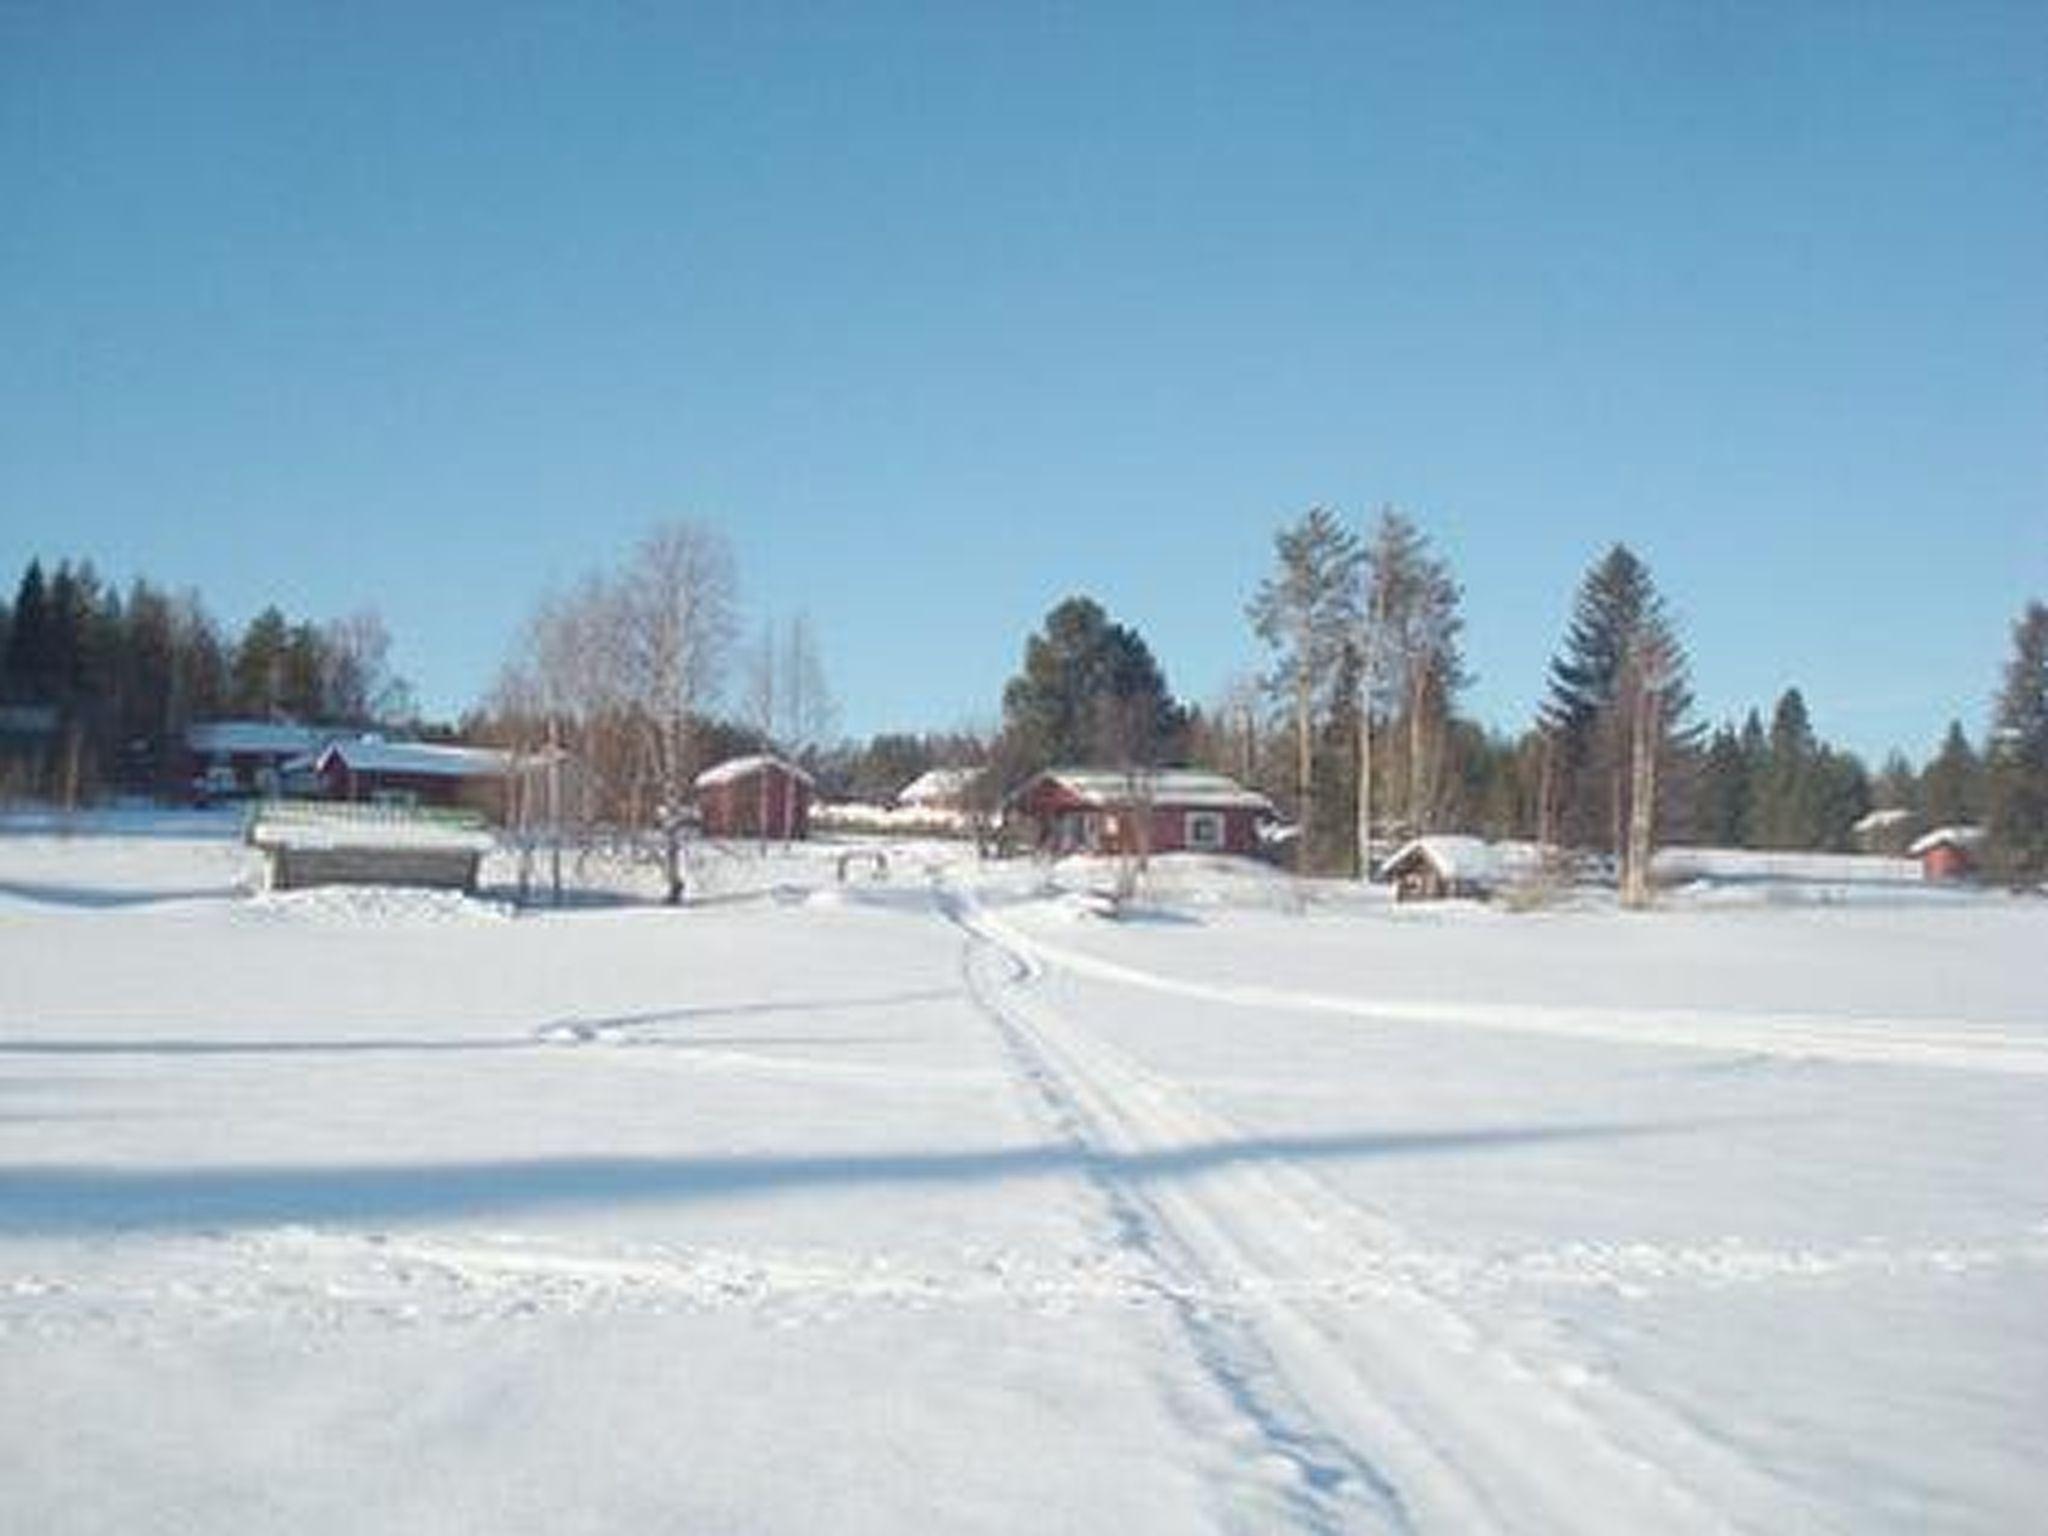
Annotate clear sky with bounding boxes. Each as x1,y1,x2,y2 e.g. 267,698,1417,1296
3,2,2043,763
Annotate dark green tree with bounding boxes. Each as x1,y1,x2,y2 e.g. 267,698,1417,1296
231,607,293,716
1539,544,1697,855
1,560,51,703
1695,723,1753,847
1001,596,1186,773
1920,721,1983,828
1753,688,1819,848
1985,601,2048,884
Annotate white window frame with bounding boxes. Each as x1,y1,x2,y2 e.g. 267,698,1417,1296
1184,810,1226,850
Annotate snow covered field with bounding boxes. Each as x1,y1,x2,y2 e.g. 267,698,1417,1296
2,814,2043,1533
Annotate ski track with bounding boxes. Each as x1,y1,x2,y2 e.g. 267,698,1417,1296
940,887,1819,1536
981,907,2048,1077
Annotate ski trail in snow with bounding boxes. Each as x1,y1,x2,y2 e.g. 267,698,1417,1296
942,887,1815,1536
947,898,1413,1536
976,907,2048,1076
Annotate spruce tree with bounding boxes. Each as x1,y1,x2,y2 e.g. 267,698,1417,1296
1920,721,1983,828
1539,545,1696,859
1985,601,2048,884
1,560,51,704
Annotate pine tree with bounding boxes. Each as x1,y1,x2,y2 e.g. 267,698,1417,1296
1002,596,1185,773
1248,507,1361,872
1985,601,2048,884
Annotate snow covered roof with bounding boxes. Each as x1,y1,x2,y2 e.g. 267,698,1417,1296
694,754,817,789
1852,808,1915,832
1020,768,1274,812
187,720,333,756
898,767,982,806
247,804,495,853
1908,825,1984,857
317,738,512,780
1378,835,1505,885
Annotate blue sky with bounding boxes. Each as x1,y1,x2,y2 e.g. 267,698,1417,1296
3,3,2042,762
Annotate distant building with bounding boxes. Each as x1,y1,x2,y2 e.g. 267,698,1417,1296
1378,836,1505,902
309,738,514,820
185,720,335,801
1007,768,1272,857
896,766,983,813
696,755,814,840
1851,807,1918,856
1909,826,1982,883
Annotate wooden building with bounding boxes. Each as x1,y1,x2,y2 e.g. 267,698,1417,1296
1007,768,1272,857
185,720,334,802
248,804,493,893
1378,836,1504,902
308,738,513,821
1909,826,1982,883
695,754,814,840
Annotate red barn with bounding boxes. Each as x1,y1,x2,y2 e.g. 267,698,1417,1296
1007,768,1272,857
310,738,513,820
695,755,814,840
1909,826,1982,883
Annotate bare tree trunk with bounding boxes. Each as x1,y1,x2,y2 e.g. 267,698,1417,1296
1357,694,1373,880
1623,683,1659,908
1295,666,1313,875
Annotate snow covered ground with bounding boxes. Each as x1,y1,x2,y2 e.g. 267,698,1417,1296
2,814,2043,1533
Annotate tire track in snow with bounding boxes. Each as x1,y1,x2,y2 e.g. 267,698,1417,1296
944,889,1812,1536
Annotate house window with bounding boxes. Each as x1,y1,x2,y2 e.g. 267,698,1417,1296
1185,811,1226,850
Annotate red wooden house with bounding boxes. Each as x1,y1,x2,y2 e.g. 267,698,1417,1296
695,754,814,840
1007,768,1273,857
1909,826,1982,883
308,738,514,820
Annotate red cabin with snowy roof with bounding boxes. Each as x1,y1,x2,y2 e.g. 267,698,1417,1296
695,755,814,840
1007,768,1272,857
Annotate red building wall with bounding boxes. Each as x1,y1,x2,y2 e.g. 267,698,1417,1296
699,768,811,839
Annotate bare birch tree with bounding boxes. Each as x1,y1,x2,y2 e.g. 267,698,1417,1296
1358,509,1466,873
619,523,736,904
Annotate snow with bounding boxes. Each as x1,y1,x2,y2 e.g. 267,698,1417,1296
1023,767,1274,811
694,753,817,789
2,818,2043,1533
898,767,982,806
1909,826,1985,857
247,804,497,853
1377,834,1514,885
186,720,332,756
319,738,512,779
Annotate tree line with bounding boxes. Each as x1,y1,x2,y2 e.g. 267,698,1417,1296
0,557,411,803
8,521,2042,890
946,509,2044,890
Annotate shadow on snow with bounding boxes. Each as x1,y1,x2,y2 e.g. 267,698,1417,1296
0,1122,1668,1233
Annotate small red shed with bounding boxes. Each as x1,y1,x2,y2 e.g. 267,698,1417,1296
695,754,814,840
1909,826,1982,883
1007,768,1272,857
